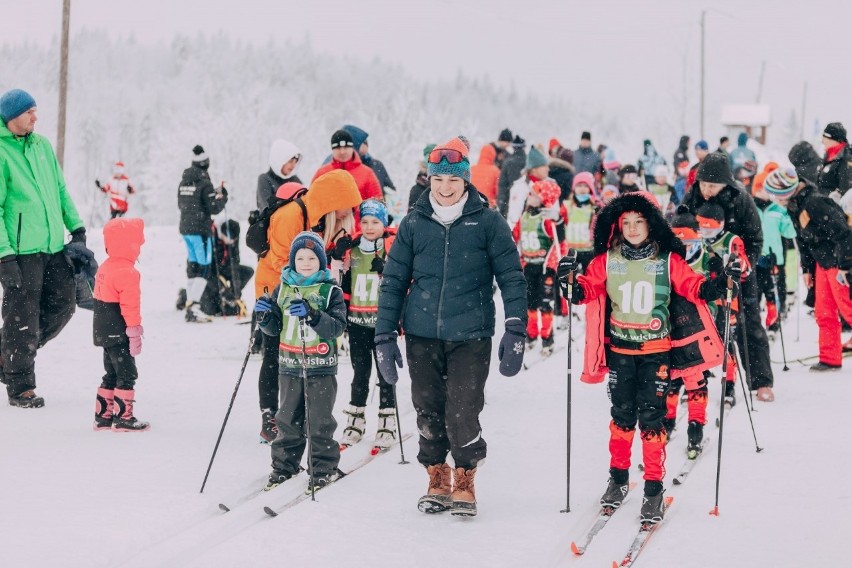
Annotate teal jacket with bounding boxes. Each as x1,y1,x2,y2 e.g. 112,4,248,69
755,197,796,265
0,122,84,258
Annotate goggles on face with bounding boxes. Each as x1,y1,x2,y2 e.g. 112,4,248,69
428,148,465,165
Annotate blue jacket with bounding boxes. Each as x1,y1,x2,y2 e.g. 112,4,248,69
377,187,527,341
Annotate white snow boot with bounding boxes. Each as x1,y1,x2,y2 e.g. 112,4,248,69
373,407,397,450
339,405,366,448
185,302,212,323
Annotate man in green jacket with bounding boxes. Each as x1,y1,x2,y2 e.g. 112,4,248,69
0,89,90,408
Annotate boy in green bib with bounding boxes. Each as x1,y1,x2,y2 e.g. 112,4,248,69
255,231,347,490
338,199,399,450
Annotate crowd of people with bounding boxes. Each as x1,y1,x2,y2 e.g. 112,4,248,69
2,85,851,522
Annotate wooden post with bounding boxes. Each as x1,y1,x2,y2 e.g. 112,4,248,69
57,0,71,168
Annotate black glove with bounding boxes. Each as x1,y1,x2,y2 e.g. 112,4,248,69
370,256,385,274
70,228,87,245
0,255,22,289
724,256,743,281
248,209,260,226
708,253,723,276
557,252,578,281
65,239,98,281
498,318,526,377
700,273,740,302
375,332,403,384
330,235,354,261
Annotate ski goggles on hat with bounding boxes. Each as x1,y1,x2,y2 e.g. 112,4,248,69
428,148,465,165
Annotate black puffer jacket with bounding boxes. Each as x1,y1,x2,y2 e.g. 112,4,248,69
786,181,852,273
178,164,227,236
378,185,527,341
818,144,851,197
681,183,763,266
256,170,303,210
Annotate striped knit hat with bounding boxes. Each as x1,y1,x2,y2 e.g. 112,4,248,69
764,167,799,199
289,231,328,272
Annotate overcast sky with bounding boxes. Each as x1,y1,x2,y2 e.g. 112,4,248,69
5,0,848,149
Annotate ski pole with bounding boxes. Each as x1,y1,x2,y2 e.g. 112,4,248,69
561,248,577,514
294,288,316,501
710,267,736,517
734,352,764,453
391,385,409,465
200,320,256,493
735,308,756,411
770,265,789,371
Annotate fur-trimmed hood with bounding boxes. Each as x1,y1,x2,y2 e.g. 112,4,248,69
592,192,685,257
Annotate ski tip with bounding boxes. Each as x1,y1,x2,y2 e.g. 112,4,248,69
709,506,719,516
218,503,230,512
612,561,620,568
263,506,278,517
672,477,682,485
664,496,674,506
370,447,380,456
570,542,583,556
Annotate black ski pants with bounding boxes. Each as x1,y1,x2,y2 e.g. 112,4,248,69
258,332,279,411
735,273,774,389
348,322,395,409
406,335,491,470
1,252,75,397
271,373,340,477
606,349,671,432
100,342,138,390
755,264,787,312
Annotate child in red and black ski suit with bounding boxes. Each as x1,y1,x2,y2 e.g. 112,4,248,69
92,218,149,432
558,192,729,525
512,179,565,355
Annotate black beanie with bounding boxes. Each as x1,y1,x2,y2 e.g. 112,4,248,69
823,122,847,143
671,204,699,230
330,129,354,149
696,153,736,186
619,164,638,176
512,134,525,147
499,128,513,142
581,131,592,141
696,202,725,223
192,144,209,163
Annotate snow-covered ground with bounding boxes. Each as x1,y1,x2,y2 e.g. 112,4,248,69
0,225,845,567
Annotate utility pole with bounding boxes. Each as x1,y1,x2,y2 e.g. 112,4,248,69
800,82,808,140
700,10,706,140
57,0,71,168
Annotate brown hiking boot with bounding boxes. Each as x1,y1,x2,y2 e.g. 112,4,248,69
417,463,452,513
451,467,477,517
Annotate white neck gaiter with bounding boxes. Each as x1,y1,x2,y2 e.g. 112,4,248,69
429,191,469,226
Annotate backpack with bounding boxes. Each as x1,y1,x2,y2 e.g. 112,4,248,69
246,184,309,257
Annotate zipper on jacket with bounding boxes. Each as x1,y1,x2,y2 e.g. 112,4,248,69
435,225,451,337
16,213,22,252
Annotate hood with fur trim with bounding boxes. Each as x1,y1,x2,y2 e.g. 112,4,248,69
592,192,685,257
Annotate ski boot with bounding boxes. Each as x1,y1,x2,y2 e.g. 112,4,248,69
640,489,666,525
306,469,343,494
112,389,150,432
810,361,842,372
525,337,538,351
94,387,114,430
265,469,295,491
8,389,45,409
372,408,397,452
339,405,366,449
540,335,555,357
418,463,452,513
686,421,703,459
451,467,477,517
724,381,736,407
756,386,775,402
185,302,212,323
259,408,278,444
600,477,629,510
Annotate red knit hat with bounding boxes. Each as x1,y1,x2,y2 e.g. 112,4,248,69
549,138,562,152
532,179,560,208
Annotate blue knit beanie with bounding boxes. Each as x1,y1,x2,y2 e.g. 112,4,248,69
359,199,388,227
526,145,548,170
0,89,36,123
427,136,471,181
343,124,369,149
289,231,328,272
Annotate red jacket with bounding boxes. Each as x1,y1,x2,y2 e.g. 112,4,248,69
576,251,724,383
470,144,500,207
93,218,144,346
312,152,383,202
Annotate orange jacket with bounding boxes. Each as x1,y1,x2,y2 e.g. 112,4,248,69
312,152,383,202
94,218,144,327
255,170,362,298
470,144,500,207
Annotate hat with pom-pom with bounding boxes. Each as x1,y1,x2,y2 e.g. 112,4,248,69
532,179,561,208
764,167,799,199
525,145,549,170
191,145,209,163
426,136,471,181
